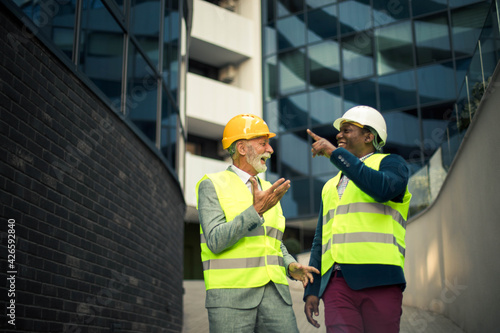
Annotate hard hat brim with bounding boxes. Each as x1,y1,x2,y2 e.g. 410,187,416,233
222,132,276,149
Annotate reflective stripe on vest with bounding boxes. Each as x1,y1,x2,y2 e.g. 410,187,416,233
202,255,285,270
322,202,407,230
200,226,284,244
196,170,288,290
322,232,406,258
321,153,411,275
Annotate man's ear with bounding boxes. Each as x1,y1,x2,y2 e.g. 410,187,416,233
365,132,374,144
236,141,247,156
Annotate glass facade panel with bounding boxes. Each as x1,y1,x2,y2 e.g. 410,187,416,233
277,0,305,17
307,5,337,43
308,123,339,175
265,100,280,134
415,14,452,66
455,57,472,87
161,94,178,169
451,3,491,58
372,0,410,27
164,5,180,103
279,48,307,94
309,41,341,88
280,131,310,179
265,0,276,22
79,1,124,110
306,0,337,8
131,0,160,66
127,42,158,142
379,70,417,111
375,21,414,75
421,103,455,161
16,0,77,60
279,93,309,130
449,0,484,8
412,0,448,17
383,110,421,162
265,56,279,102
341,32,374,81
338,0,371,36
343,79,377,110
281,178,311,218
309,87,342,126
312,174,334,213
312,155,338,176
264,22,278,56
417,62,456,105
277,14,306,50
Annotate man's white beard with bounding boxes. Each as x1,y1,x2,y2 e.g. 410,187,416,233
247,145,270,174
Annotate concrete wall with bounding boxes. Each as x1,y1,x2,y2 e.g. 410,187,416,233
0,6,185,332
403,64,500,332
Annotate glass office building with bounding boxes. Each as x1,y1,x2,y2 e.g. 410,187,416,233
9,0,185,172
262,0,493,221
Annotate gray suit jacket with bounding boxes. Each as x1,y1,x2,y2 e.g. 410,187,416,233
197,169,296,309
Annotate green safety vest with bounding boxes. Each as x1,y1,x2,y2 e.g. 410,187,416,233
196,170,289,290
321,154,412,276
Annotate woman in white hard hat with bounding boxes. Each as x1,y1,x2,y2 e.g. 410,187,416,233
303,106,412,333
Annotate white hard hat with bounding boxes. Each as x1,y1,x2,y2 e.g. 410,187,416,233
333,105,387,150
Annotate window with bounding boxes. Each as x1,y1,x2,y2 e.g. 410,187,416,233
309,87,342,126
343,79,377,111
278,0,305,17
412,0,447,17
379,70,417,111
383,109,421,162
309,40,341,88
265,56,279,102
264,22,278,56
127,42,158,142
451,2,491,58
417,62,456,105
414,13,452,66
375,21,414,75
339,0,371,36
372,0,409,27
79,1,124,111
131,0,161,66
307,5,338,43
342,32,374,81
16,0,77,60
277,14,306,50
279,48,307,94
280,131,310,178
279,93,309,130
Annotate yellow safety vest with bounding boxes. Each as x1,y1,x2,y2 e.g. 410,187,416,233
196,170,289,290
321,154,412,276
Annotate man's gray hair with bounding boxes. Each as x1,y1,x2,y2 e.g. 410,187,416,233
227,141,238,157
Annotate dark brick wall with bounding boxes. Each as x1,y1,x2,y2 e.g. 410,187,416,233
0,6,185,333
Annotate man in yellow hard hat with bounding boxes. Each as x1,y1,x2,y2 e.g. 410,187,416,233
196,114,320,333
303,106,412,333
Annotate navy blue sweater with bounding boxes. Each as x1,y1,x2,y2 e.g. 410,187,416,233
304,148,410,300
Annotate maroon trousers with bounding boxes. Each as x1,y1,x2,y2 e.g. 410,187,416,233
322,271,403,333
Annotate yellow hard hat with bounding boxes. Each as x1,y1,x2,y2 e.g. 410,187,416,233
222,114,276,149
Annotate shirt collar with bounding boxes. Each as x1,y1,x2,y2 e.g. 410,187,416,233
360,152,374,162
229,164,254,185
